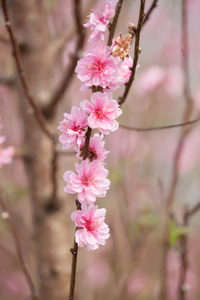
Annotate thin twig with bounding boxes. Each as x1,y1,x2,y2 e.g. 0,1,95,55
118,0,146,105
108,0,124,46
178,206,189,300
143,0,158,26
185,201,200,219
178,200,200,300
1,0,53,139
119,113,200,132
0,192,39,300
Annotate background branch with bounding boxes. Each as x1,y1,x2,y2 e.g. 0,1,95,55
119,113,200,132
0,192,39,300
2,0,53,139
43,0,86,118
159,1,193,299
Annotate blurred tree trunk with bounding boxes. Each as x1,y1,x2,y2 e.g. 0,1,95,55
7,1,71,299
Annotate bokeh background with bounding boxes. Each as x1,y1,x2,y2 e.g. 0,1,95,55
0,0,200,299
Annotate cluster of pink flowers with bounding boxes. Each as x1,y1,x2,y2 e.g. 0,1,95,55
58,0,133,251
0,117,15,168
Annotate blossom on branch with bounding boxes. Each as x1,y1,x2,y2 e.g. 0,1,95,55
84,0,118,44
71,204,110,251
63,158,110,204
119,55,133,84
75,133,109,162
75,44,121,89
58,106,88,150
81,92,122,135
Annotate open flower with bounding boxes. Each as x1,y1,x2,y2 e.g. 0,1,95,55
58,106,88,150
75,133,109,162
81,92,122,134
63,158,110,204
119,55,133,84
75,44,121,89
84,0,118,44
71,204,110,251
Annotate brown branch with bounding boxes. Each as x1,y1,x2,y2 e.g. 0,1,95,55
43,0,86,118
182,0,191,106
159,1,193,299
178,200,200,300
1,0,53,139
143,0,159,26
178,206,189,300
118,0,146,105
185,201,200,219
0,192,39,300
108,0,124,46
119,114,200,132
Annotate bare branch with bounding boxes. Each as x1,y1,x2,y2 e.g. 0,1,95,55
118,0,146,105
108,0,124,46
1,0,53,139
159,1,193,299
119,113,200,132
0,192,39,300
185,201,200,219
143,0,159,26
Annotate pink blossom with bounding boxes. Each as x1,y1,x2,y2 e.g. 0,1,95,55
75,133,109,162
119,55,133,84
58,106,88,149
71,204,110,251
84,0,117,43
75,44,121,89
81,92,122,135
104,0,118,19
63,158,110,204
0,136,15,168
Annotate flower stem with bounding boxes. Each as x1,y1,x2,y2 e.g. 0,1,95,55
68,126,92,300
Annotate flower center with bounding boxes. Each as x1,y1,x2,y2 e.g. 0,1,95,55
85,219,100,231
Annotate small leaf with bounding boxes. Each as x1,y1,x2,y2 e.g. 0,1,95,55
169,220,188,248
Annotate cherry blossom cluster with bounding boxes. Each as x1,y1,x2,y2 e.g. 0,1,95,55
58,0,133,251
0,117,15,168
